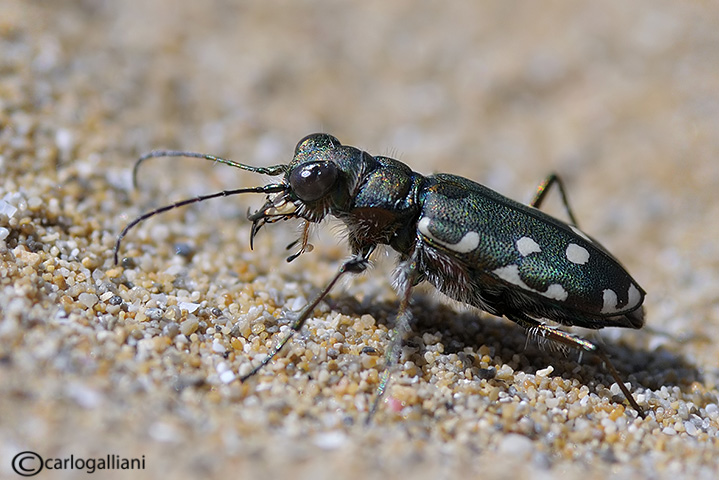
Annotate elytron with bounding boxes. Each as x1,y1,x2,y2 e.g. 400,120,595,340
115,133,646,417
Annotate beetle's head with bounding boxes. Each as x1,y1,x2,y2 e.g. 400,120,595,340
115,133,365,265
243,133,367,261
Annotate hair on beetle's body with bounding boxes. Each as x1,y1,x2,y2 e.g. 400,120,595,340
115,133,647,419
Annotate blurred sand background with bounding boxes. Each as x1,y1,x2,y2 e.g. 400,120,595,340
1,1,719,479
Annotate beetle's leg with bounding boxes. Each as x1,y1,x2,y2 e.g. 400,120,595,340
240,247,374,382
506,312,645,418
531,173,579,227
367,258,418,423
286,220,313,263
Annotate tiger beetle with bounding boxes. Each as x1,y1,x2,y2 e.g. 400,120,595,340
114,133,646,418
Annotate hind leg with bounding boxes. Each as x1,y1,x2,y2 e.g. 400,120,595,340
506,311,645,417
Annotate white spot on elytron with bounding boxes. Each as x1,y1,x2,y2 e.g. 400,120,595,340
566,243,590,265
418,217,479,254
516,236,541,257
569,225,592,243
544,284,569,301
417,217,432,236
492,265,568,301
493,264,525,287
601,289,620,314
627,284,642,309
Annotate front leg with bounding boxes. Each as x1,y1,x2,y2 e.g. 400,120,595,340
240,246,375,382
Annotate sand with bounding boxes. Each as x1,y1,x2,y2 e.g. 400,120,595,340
1,1,718,479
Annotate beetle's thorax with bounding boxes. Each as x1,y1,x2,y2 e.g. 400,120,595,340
286,134,424,256
338,154,424,256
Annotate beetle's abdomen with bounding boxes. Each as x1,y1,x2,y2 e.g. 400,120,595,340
414,174,645,329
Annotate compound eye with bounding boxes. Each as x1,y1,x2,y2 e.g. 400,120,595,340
289,162,339,202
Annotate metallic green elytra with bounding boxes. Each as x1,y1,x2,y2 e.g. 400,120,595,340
115,133,647,418
415,174,645,330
